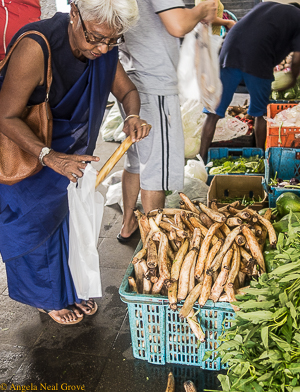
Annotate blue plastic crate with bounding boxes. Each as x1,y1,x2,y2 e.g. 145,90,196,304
265,147,300,207
206,147,264,185
119,244,235,369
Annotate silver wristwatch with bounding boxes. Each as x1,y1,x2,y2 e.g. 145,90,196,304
39,147,53,166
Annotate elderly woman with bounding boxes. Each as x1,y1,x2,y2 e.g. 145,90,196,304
0,0,150,325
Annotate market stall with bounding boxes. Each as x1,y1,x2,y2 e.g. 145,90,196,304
114,89,300,389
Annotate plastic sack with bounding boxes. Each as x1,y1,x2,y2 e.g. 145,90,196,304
166,176,209,208
102,170,123,211
177,30,201,104
100,101,126,142
184,155,208,183
181,99,206,158
213,115,249,142
68,164,104,300
194,23,223,113
103,168,209,212
264,103,300,127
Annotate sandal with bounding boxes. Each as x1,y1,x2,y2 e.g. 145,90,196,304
75,299,98,316
37,308,83,325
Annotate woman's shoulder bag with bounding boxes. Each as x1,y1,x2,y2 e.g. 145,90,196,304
0,30,53,185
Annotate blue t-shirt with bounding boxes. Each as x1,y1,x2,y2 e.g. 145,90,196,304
219,2,300,79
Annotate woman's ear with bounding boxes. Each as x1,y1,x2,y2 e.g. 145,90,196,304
70,2,77,22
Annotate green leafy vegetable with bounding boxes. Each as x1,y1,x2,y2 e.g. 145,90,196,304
209,155,264,175
204,211,300,392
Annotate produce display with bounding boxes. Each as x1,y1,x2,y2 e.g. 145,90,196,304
205,209,300,391
207,155,264,175
227,101,254,134
269,174,300,189
271,52,300,101
121,95,300,389
276,192,300,217
128,193,277,342
271,73,300,101
216,196,264,206
267,103,300,127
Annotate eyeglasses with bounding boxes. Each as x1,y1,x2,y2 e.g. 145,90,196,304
75,4,125,47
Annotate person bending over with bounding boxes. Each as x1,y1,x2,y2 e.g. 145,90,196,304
200,1,300,163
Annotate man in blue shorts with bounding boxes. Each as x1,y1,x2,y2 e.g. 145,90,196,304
200,1,300,162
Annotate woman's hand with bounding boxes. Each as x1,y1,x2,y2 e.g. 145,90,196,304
43,150,100,182
123,117,152,143
226,20,236,30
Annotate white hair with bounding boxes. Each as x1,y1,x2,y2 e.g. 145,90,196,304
72,0,139,34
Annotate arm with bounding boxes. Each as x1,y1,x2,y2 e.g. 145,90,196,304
111,61,152,142
158,0,216,37
0,37,99,183
209,0,236,29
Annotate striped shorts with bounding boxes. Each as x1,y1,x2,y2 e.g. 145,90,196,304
124,93,185,191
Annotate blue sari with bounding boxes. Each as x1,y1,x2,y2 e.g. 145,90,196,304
0,48,118,309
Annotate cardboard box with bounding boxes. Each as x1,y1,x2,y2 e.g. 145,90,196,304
207,175,268,211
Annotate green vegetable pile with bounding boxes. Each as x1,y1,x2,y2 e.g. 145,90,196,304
209,156,264,175
217,196,263,207
204,211,300,392
271,74,300,101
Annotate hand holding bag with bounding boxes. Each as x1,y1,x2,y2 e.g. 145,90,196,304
194,23,223,113
0,30,53,185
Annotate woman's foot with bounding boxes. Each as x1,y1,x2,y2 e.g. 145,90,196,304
38,308,83,325
75,299,98,316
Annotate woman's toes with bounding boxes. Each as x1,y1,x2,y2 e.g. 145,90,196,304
69,305,84,318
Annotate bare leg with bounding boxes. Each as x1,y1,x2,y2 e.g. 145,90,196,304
120,169,140,238
141,189,165,215
199,113,220,163
254,116,266,150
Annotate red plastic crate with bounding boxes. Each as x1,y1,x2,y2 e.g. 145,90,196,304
266,103,300,148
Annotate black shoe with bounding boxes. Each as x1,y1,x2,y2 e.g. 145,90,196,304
117,227,139,244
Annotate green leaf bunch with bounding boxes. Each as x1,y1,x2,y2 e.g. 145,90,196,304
205,212,300,392
209,155,264,175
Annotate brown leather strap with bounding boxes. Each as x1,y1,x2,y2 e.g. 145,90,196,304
0,30,52,99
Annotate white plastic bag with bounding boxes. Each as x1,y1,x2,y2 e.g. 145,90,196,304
177,30,201,104
194,23,223,113
165,176,209,208
214,115,249,142
180,99,206,159
68,164,104,300
184,155,208,183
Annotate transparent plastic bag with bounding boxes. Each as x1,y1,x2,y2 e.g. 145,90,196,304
213,115,249,142
194,23,223,113
181,99,205,158
177,30,201,104
100,101,126,142
166,176,209,208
